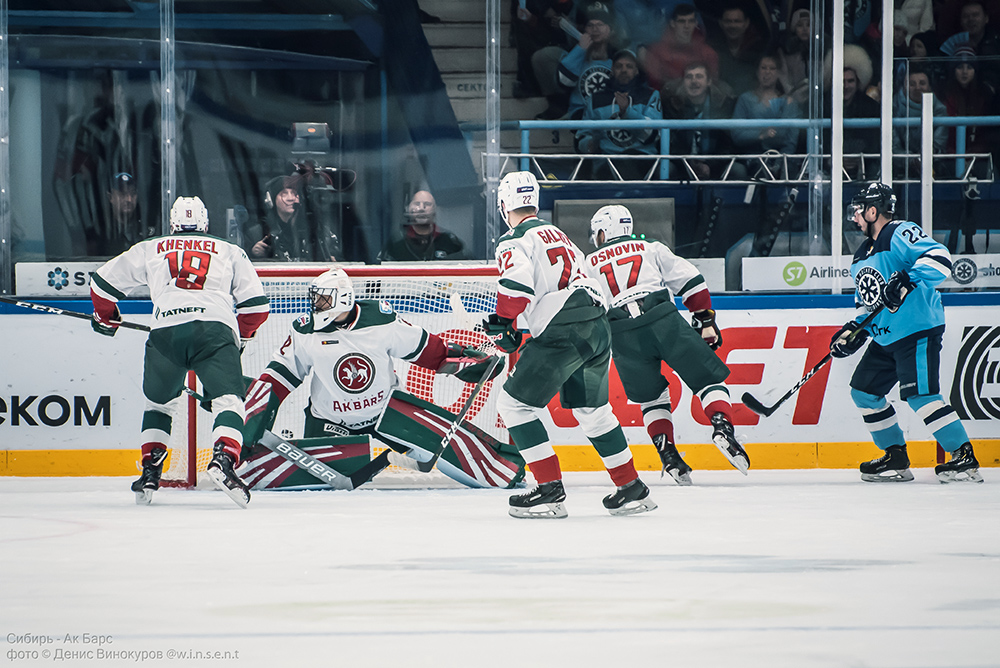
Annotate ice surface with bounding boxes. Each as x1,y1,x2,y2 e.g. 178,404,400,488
2,470,998,667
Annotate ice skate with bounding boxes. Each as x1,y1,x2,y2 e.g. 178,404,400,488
860,444,914,482
602,478,658,516
131,447,167,505
935,443,983,484
710,413,750,474
654,435,692,486
206,448,251,508
509,480,567,519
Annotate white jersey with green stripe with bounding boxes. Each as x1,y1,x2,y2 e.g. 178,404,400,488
261,301,435,430
584,235,708,309
91,233,268,338
495,217,607,336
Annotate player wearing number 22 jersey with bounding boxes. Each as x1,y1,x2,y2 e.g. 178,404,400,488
486,171,657,519
584,204,749,485
90,196,269,507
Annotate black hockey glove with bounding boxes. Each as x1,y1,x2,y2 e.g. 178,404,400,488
483,314,523,354
691,309,723,350
829,320,869,358
883,270,914,313
439,343,506,383
91,306,121,338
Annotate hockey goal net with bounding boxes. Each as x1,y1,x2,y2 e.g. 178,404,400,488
161,264,505,487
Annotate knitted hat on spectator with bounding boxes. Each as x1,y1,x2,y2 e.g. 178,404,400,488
111,172,136,192
953,43,978,62
264,174,303,209
585,1,613,24
823,44,873,91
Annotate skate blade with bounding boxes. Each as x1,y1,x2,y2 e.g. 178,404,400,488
936,469,984,484
607,498,658,516
666,468,693,486
713,436,750,475
134,489,154,506
861,469,914,483
509,502,568,519
207,468,251,509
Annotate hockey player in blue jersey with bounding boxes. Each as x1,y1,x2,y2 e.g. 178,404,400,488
831,182,982,483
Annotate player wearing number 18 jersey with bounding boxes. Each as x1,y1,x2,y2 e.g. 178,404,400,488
485,172,657,519
584,204,748,484
90,196,270,507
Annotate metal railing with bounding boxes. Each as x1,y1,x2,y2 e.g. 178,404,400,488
476,116,1000,184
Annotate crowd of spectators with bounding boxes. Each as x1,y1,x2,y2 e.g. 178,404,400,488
509,0,1000,180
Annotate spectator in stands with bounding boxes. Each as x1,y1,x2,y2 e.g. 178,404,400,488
908,29,946,91
897,0,935,39
709,3,767,95
246,174,338,262
379,190,466,261
941,45,997,155
577,49,663,180
643,4,720,91
942,0,1000,87
91,171,154,257
511,0,576,99
777,8,812,105
824,46,880,179
893,68,948,177
555,2,625,119
731,53,801,158
663,61,743,179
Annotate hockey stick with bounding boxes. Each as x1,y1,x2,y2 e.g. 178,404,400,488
741,304,885,417
257,429,393,491
0,295,151,331
417,353,503,473
413,293,502,473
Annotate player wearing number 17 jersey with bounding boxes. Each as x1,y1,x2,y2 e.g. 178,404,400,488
584,204,748,484
90,196,270,507
485,171,657,519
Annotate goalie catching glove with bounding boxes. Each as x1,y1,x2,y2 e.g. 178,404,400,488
482,314,523,354
829,320,869,358
883,270,914,313
691,309,723,350
439,342,505,383
91,306,121,337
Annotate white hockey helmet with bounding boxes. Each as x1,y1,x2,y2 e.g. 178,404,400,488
309,268,355,329
169,196,210,234
497,171,539,227
589,204,634,247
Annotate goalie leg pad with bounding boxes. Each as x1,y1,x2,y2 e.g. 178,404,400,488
238,435,372,490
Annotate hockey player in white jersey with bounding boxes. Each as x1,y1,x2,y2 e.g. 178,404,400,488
584,204,748,484
240,268,519,489
484,171,657,518
90,196,270,507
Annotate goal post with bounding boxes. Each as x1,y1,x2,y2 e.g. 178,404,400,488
160,263,505,487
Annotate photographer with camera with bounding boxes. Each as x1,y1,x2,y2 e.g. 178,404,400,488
246,171,339,262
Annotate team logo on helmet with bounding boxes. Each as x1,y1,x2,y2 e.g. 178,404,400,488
334,353,375,393
855,267,887,310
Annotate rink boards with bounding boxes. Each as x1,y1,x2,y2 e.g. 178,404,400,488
1,296,998,475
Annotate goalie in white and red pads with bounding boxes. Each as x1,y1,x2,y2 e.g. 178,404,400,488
240,268,524,490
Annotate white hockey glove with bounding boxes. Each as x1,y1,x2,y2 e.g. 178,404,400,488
691,309,723,350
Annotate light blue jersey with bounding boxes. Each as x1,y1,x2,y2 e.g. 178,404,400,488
850,220,952,347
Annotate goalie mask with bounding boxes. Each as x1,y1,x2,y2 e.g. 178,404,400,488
309,268,355,329
169,196,210,234
497,171,539,227
590,204,634,248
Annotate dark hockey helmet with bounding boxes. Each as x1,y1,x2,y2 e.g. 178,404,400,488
849,182,896,222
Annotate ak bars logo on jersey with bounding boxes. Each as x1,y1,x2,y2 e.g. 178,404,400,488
950,326,1000,420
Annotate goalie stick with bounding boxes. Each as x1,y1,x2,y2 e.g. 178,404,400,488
0,295,151,331
741,304,885,417
416,293,502,473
